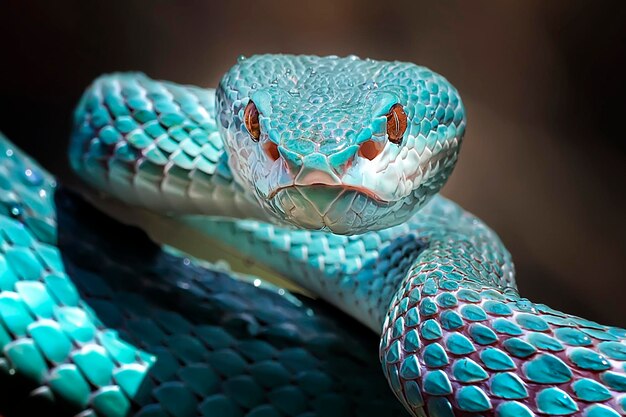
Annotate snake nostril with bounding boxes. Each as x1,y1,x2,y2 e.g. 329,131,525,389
264,141,280,162
358,140,385,161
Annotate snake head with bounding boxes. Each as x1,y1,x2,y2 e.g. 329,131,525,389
217,55,466,234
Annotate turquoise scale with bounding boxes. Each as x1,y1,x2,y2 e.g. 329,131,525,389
439,310,464,330
423,343,449,368
460,304,487,321
420,319,443,340
568,347,611,371
600,341,626,360
492,317,524,336
455,386,491,412
468,323,498,345
480,348,516,371
444,333,476,355
503,338,537,358
554,327,593,346
572,378,612,402
524,354,573,384
585,404,622,417
422,370,452,396
526,332,563,352
451,358,488,383
536,387,578,415
400,355,421,379
490,372,528,400
496,402,534,417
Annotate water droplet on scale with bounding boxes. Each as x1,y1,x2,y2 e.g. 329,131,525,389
8,203,22,218
237,55,246,63
23,168,43,186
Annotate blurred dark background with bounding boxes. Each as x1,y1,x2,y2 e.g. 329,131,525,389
1,1,625,325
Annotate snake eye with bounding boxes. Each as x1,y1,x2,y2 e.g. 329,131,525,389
244,101,261,141
386,104,407,144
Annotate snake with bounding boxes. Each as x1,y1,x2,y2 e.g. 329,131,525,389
0,54,624,417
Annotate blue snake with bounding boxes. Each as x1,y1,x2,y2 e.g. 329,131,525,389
0,54,625,417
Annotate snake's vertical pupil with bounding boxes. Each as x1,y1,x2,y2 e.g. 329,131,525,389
244,101,261,141
386,104,407,144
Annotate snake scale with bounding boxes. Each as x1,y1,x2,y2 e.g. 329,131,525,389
0,54,624,417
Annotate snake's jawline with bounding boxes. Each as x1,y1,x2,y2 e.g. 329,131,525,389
267,183,387,203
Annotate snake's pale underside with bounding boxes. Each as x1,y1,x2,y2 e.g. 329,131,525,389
0,54,624,417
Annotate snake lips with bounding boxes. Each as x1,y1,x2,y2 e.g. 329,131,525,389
270,185,387,235
262,141,461,235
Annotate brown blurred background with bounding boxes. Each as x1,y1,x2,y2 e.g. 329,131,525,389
1,1,625,325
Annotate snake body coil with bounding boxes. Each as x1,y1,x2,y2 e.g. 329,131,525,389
0,54,624,417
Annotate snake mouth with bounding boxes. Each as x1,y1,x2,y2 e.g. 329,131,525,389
267,183,387,204
267,184,390,233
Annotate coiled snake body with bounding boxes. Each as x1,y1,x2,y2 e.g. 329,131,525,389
0,55,624,417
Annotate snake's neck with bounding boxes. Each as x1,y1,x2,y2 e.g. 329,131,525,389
180,194,516,333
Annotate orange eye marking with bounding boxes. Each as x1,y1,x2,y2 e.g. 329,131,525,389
358,140,385,161
264,141,280,161
386,104,407,144
244,101,261,141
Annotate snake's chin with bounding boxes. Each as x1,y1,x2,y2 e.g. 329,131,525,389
266,184,391,235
